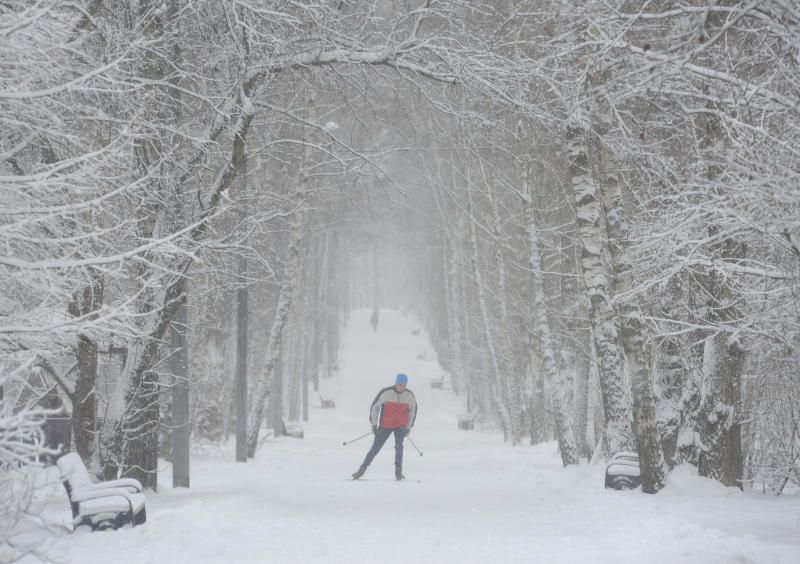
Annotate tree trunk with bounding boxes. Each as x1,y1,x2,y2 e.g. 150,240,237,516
693,90,745,488
455,218,479,415
235,254,248,463
466,185,512,438
326,231,340,379
431,167,466,394
654,339,682,467
698,333,744,488
288,318,302,422
447,237,467,395
697,234,746,488
247,199,306,456
170,303,190,487
525,175,579,465
67,271,103,464
528,333,547,445
440,236,455,374
112,337,163,489
596,144,666,492
566,119,634,455
573,332,592,460
486,171,522,444
313,235,326,392
268,338,285,436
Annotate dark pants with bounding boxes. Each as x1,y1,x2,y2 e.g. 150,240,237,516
360,427,406,469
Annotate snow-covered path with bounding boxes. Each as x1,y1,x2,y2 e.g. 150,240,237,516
43,310,800,564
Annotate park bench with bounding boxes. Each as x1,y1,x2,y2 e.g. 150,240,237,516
272,420,305,439
284,422,304,438
57,453,147,531
604,451,641,490
458,413,475,430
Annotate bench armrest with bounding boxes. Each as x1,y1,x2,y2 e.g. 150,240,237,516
83,478,143,493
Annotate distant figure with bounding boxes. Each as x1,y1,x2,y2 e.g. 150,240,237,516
352,373,417,481
370,309,379,332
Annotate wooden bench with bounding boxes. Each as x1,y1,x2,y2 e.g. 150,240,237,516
458,414,475,430
273,420,305,439
57,453,147,531
319,394,336,409
284,422,305,438
604,451,641,490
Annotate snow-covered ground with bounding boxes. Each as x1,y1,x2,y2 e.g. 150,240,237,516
30,310,800,563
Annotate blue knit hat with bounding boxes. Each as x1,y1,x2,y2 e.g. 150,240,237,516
395,373,409,385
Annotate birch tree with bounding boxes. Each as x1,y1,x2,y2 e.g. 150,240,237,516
524,156,580,465
566,117,634,455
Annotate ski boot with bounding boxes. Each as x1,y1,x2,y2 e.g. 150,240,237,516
395,465,405,481
352,465,367,480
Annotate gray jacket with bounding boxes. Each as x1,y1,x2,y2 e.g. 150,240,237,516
369,386,418,428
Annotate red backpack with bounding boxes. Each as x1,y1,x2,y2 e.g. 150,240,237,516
381,401,409,429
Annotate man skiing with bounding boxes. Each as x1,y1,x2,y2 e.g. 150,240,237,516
352,373,417,481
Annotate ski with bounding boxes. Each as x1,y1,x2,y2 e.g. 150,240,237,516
348,478,421,482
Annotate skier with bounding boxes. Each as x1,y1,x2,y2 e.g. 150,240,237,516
352,373,417,481
370,309,379,331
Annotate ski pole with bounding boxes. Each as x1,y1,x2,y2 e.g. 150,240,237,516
407,435,424,456
342,431,372,446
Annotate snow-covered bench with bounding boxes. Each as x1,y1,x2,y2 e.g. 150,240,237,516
57,453,147,531
458,414,475,430
604,451,641,490
271,420,305,439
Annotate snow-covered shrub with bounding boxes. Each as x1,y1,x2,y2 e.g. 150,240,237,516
746,367,800,495
0,378,59,562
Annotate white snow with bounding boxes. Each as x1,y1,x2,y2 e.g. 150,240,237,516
28,310,800,563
